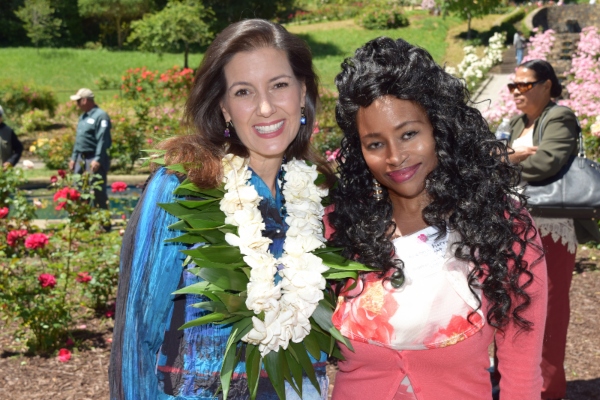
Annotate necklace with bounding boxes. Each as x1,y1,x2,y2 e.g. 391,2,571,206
220,154,329,356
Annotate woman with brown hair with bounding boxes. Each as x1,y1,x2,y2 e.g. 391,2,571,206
109,19,334,399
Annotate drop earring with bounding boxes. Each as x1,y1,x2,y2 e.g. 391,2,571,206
300,107,306,125
224,121,232,138
372,178,384,201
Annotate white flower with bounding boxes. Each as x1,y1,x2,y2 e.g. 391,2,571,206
22,160,34,169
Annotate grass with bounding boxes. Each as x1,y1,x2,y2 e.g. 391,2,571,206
0,11,463,100
0,48,203,103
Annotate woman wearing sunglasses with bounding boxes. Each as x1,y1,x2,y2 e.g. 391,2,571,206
506,59,600,400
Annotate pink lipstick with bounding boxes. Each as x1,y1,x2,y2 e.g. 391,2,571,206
387,164,420,184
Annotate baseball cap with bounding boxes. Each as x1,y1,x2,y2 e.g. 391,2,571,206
70,88,94,101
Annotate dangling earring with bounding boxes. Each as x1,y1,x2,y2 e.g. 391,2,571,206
224,121,232,138
372,178,384,201
300,107,306,125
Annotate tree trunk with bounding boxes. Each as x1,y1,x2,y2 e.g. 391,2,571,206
467,12,472,40
116,16,122,49
184,43,189,69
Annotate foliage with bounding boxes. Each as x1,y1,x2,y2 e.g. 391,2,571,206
20,108,53,133
31,130,75,170
445,0,501,38
14,0,62,48
283,3,363,24
0,169,119,354
203,0,294,31
77,0,151,49
0,80,58,119
356,4,409,30
0,167,37,231
161,169,370,399
312,90,343,157
128,0,214,69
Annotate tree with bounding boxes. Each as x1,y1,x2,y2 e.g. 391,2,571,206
203,0,294,31
128,0,214,68
78,0,150,49
15,0,62,48
443,0,501,39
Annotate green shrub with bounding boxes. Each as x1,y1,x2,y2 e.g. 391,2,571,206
20,108,53,133
0,80,58,118
356,5,409,30
312,90,343,156
31,129,75,170
499,7,526,26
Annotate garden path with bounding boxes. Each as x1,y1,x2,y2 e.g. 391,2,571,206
472,46,519,115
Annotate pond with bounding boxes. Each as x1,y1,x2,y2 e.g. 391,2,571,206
23,186,142,220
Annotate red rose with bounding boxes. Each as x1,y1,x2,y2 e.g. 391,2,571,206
76,272,92,283
0,207,9,219
50,175,58,184
38,273,57,289
111,181,128,193
53,187,81,210
7,229,28,247
58,169,67,178
57,348,71,362
25,233,49,250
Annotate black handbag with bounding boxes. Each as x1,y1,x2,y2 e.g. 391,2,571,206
523,108,600,219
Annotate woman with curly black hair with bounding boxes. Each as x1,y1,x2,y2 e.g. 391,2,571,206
327,37,548,399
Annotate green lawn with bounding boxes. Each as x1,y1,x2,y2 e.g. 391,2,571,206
0,48,203,103
0,12,462,101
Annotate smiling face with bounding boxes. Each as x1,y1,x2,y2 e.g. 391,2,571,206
512,67,551,115
220,47,306,167
357,96,437,207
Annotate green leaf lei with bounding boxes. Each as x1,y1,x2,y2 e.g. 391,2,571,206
159,164,371,400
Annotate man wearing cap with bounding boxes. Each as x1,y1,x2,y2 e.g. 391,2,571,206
69,88,112,209
0,105,24,169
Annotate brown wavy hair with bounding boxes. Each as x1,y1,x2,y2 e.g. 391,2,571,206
159,18,334,188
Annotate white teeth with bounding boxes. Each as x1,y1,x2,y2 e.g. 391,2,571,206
254,121,284,134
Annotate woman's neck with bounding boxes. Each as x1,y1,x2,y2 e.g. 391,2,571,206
249,156,283,197
389,193,430,237
524,101,551,128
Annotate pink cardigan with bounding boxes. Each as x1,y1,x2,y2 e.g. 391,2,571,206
326,213,548,399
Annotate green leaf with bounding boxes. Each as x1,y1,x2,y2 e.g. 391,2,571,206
264,350,286,400
322,271,360,280
214,292,248,313
284,349,303,397
177,198,220,209
172,281,211,295
165,233,207,244
312,300,353,350
197,267,248,292
302,330,322,361
186,246,243,264
183,219,225,230
190,301,228,314
166,163,187,174
246,344,261,400
179,312,228,329
280,349,301,398
289,341,320,394
214,315,244,325
221,323,242,400
185,259,245,271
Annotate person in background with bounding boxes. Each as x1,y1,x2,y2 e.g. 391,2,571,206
513,30,526,66
0,105,24,169
507,59,600,400
327,37,547,399
69,88,111,209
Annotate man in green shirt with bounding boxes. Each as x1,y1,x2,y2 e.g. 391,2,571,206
69,88,112,209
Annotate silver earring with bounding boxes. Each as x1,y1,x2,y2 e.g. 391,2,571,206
300,107,306,125
373,178,384,201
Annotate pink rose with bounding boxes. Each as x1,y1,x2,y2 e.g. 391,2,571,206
76,272,92,283
111,181,128,193
0,207,8,219
25,233,49,250
53,187,81,210
7,229,28,247
58,169,67,178
38,273,57,289
50,175,58,184
57,348,71,362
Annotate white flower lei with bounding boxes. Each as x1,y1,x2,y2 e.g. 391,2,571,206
220,154,329,356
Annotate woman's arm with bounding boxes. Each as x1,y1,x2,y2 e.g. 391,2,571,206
520,108,578,182
495,226,548,398
109,168,185,400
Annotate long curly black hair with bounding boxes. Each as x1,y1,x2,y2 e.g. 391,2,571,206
329,37,542,330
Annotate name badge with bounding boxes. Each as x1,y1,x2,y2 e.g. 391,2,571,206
86,118,95,124
100,120,108,128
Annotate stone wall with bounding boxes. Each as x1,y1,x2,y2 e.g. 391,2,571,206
532,4,600,32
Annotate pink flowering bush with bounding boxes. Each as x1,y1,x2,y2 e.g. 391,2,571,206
25,233,49,250
38,273,57,289
483,29,557,128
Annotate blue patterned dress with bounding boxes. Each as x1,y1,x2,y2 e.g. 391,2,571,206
109,168,328,399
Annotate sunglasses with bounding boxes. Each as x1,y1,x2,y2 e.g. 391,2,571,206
507,79,545,94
